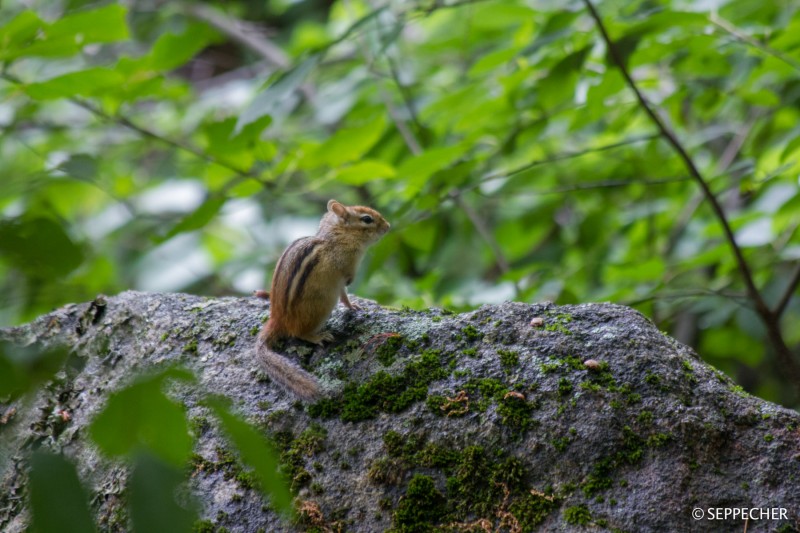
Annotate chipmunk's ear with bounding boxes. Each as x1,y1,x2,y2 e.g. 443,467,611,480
327,199,347,219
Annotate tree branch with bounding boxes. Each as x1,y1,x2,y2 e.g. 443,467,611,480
181,3,290,68
501,176,690,195
582,1,765,313
1,73,264,184
478,133,660,185
774,263,800,318
710,13,800,74
582,0,800,390
450,190,520,296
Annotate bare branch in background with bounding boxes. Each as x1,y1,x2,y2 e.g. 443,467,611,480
666,112,760,255
478,133,660,186
181,3,289,68
711,13,800,73
582,0,800,392
775,263,800,319
0,73,264,184
450,190,520,297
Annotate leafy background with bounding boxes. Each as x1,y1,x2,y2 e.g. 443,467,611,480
1,0,799,412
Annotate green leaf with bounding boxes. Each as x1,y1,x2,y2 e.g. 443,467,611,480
538,46,591,109
0,216,84,277
0,11,45,59
235,55,320,135
700,327,764,366
780,133,800,163
468,2,535,31
59,154,98,181
89,367,194,466
334,160,396,185
29,450,96,533
0,341,70,400
468,47,520,77
608,34,641,70
47,4,129,45
146,23,220,71
604,257,665,284
523,10,580,55
25,68,124,100
206,397,292,516
401,219,438,252
202,115,271,169
129,452,197,533
158,197,226,243
397,143,471,198
304,116,387,168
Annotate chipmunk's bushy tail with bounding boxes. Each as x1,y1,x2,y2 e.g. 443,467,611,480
255,334,320,402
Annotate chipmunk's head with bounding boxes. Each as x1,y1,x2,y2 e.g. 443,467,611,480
319,199,390,244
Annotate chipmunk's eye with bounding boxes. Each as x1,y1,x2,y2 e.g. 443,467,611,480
360,215,374,224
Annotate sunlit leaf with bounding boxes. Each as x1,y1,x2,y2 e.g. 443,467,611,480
604,257,665,284
47,4,129,45
305,116,386,168
468,2,535,31
398,143,470,198
538,46,590,109
0,11,45,59
334,160,396,185
700,327,764,366
145,23,221,71
25,68,124,99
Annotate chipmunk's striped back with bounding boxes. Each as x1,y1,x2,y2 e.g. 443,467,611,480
255,199,390,400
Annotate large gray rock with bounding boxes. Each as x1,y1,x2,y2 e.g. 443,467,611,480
1,291,798,532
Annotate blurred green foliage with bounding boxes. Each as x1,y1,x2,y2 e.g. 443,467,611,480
1,357,292,532
0,0,799,402
2,3,800,530
29,449,96,533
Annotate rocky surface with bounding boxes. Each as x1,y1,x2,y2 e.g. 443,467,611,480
1,291,799,532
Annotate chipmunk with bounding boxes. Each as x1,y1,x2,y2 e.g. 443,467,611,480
255,199,390,401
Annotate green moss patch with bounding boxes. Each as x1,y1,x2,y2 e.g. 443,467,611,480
190,446,258,491
375,439,558,531
498,349,519,371
461,325,483,342
563,504,592,525
375,334,405,366
309,350,450,422
391,474,446,532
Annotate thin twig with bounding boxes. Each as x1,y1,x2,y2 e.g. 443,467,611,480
450,190,520,296
583,0,800,390
625,288,751,308
349,0,422,156
774,263,800,318
1,73,262,182
72,99,262,180
583,0,766,313
667,113,760,255
479,133,660,185
718,113,761,172
181,2,289,68
386,55,424,132
710,13,800,73
498,176,690,195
